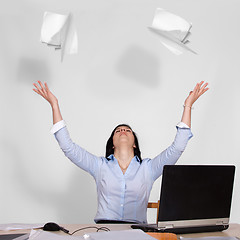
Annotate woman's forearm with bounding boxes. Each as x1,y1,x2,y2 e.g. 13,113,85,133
51,101,63,124
181,106,192,128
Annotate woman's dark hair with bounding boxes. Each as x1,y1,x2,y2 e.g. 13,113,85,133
105,124,142,163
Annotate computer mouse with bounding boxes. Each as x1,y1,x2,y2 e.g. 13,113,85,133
43,222,69,233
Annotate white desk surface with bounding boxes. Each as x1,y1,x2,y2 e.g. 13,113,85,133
59,223,240,237
0,223,240,238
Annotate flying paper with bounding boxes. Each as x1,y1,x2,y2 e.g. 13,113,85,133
149,8,196,55
40,11,78,61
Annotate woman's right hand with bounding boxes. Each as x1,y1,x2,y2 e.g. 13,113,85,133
33,81,58,107
33,81,63,124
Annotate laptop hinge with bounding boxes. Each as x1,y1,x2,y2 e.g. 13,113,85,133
159,224,174,229
216,221,228,226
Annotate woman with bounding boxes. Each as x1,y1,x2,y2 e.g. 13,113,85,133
33,80,209,223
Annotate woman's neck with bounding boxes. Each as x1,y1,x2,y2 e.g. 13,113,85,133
114,147,134,173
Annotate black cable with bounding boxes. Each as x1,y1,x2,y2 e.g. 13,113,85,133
69,226,110,235
97,227,111,232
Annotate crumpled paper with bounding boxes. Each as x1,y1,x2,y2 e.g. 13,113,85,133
40,11,78,61
149,8,196,55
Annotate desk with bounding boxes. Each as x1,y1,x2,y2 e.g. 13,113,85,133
1,223,240,239
61,223,240,238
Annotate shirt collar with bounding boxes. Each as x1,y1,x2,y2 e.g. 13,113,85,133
107,154,141,163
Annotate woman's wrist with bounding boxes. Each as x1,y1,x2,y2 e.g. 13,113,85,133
50,100,59,109
183,104,194,109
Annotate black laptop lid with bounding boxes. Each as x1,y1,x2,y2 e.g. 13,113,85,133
158,165,235,223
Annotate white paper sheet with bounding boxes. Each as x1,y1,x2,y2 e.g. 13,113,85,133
13,233,30,240
29,230,84,240
40,11,78,61
0,223,43,231
149,8,196,55
180,236,239,240
84,229,156,240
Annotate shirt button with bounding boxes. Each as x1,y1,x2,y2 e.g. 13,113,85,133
120,204,123,207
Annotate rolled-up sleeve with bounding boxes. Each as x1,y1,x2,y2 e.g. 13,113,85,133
54,125,99,178
150,123,193,181
50,120,66,134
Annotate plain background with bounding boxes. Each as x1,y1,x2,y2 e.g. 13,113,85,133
0,0,239,224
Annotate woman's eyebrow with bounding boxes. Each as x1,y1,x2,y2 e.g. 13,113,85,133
116,127,132,131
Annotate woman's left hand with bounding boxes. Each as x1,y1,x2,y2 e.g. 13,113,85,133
184,81,209,107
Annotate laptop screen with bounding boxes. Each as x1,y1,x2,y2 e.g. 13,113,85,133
158,165,235,223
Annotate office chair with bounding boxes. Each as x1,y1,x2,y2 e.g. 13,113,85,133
146,203,178,240
147,200,160,224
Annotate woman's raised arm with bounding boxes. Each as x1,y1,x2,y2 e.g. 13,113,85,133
33,81,99,177
181,81,209,128
33,81,63,124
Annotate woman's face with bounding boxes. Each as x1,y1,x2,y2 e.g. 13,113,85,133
112,126,136,149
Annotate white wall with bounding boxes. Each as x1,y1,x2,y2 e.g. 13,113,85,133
0,0,239,224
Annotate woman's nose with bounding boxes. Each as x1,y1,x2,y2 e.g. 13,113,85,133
121,129,126,132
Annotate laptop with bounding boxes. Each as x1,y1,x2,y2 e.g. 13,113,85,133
131,165,235,234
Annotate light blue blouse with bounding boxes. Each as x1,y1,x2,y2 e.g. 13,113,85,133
53,121,193,223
